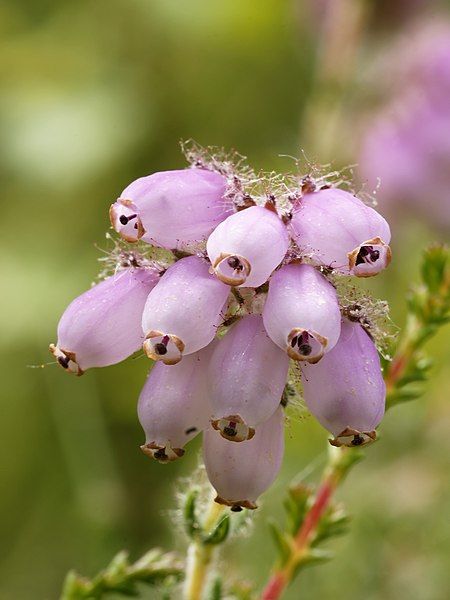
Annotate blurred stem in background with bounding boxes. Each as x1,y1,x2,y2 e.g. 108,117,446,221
301,0,369,163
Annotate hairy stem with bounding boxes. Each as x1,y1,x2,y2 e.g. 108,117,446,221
183,497,225,600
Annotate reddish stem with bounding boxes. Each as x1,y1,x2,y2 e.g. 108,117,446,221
261,477,336,600
295,479,334,547
385,354,406,390
261,572,287,600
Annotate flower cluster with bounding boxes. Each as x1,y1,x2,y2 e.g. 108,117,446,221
50,147,391,511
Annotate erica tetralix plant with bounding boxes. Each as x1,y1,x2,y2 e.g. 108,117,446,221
49,142,393,513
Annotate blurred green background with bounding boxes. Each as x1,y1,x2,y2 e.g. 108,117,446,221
1,1,449,598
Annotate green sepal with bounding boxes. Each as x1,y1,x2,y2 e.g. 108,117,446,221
184,488,200,539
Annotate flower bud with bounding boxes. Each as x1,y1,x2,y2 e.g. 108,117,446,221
142,256,229,364
208,315,289,442
138,350,211,462
203,406,285,510
50,267,160,375
206,205,289,287
301,319,386,447
110,168,230,248
263,264,341,363
290,189,391,277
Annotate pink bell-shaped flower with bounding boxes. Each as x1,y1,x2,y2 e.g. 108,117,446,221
301,319,386,447
208,315,289,442
142,256,229,364
50,267,160,375
203,406,285,511
110,168,230,248
138,349,211,462
206,205,289,287
263,263,341,363
290,188,391,277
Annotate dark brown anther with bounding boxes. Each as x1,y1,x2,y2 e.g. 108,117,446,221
57,355,70,369
231,505,243,512
356,245,380,266
154,343,168,355
298,344,312,356
119,213,137,225
223,426,237,437
351,434,364,446
227,256,242,271
154,448,168,461
291,336,298,348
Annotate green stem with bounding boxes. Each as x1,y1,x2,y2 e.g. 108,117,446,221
183,498,226,600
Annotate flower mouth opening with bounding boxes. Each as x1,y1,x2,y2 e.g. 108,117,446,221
143,331,185,365
49,344,83,376
211,415,255,442
287,329,327,363
109,199,145,243
329,427,377,448
214,496,257,510
212,253,251,286
348,237,392,277
140,442,185,463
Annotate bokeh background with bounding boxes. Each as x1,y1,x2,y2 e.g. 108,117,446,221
1,1,450,598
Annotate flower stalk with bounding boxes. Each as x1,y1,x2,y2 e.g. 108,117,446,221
183,493,227,600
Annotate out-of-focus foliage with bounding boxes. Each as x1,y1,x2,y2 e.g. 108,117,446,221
1,1,450,599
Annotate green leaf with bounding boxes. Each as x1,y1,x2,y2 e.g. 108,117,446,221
202,514,230,545
207,577,223,600
60,549,183,600
268,519,292,565
421,244,448,294
284,484,313,535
